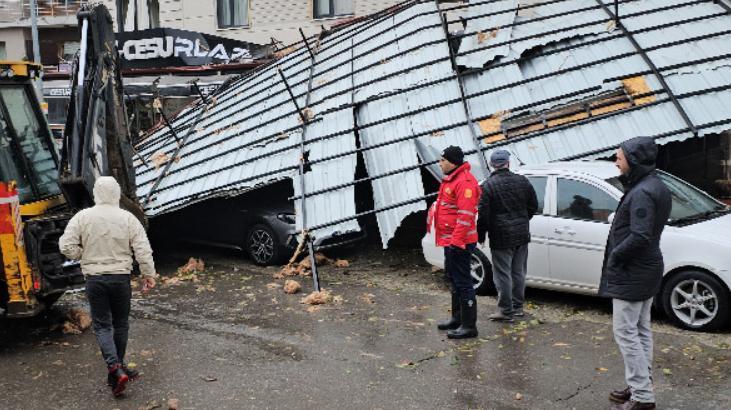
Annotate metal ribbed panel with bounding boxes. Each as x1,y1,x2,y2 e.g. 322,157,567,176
133,0,731,249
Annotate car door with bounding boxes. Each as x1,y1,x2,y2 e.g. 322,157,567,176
547,177,619,291
524,175,550,282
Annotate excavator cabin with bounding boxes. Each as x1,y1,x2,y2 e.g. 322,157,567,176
0,61,83,318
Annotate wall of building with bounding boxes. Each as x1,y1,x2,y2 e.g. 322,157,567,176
102,0,401,45
0,28,30,61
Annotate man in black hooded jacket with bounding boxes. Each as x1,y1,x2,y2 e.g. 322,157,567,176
600,137,671,410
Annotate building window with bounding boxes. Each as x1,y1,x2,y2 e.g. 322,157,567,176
217,0,248,28
120,0,160,30
314,0,354,19
0,42,6,60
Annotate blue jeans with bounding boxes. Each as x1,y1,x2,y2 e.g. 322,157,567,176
86,274,132,368
444,244,476,303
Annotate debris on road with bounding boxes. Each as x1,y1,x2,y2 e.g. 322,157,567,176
359,293,376,304
178,257,205,275
334,259,350,268
276,252,336,278
275,264,302,279
167,398,180,410
161,257,206,285
61,308,92,334
266,282,282,290
301,289,334,305
284,280,301,294
314,252,334,266
139,400,162,410
195,283,216,293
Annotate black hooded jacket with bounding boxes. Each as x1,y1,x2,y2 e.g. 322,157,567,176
598,137,672,301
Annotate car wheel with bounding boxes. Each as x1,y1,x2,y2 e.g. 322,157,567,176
247,224,283,266
470,247,496,296
661,270,730,331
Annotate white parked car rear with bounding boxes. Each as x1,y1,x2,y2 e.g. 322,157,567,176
422,161,731,331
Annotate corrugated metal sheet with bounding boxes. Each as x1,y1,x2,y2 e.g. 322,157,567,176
467,0,731,164
134,0,731,249
293,34,360,242
457,0,518,68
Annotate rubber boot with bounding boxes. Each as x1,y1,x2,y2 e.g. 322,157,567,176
437,292,461,330
108,363,129,397
447,298,478,339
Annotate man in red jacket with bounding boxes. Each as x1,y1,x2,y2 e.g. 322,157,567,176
431,146,481,339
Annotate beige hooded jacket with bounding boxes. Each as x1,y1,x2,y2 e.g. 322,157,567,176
59,177,156,278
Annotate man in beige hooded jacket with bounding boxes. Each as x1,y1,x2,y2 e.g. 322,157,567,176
59,176,156,396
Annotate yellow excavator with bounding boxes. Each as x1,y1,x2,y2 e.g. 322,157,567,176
0,60,81,317
0,3,143,318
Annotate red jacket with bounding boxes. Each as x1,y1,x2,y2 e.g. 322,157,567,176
428,162,481,248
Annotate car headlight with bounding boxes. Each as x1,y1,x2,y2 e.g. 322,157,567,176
276,213,296,224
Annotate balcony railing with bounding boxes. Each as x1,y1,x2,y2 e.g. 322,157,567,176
0,0,87,22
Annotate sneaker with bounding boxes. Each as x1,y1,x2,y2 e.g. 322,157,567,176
122,364,140,381
108,364,140,386
611,400,656,410
609,386,631,404
488,312,514,322
108,364,129,397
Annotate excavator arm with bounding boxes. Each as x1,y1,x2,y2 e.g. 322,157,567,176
60,3,144,223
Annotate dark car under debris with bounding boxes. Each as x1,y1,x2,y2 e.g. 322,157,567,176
149,180,363,265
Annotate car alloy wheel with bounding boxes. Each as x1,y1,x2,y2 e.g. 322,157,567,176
470,254,485,290
249,228,275,265
469,247,495,296
670,279,719,328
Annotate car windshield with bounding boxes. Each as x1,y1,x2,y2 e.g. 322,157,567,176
605,171,729,225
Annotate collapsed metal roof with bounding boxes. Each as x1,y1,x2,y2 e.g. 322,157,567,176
134,0,731,248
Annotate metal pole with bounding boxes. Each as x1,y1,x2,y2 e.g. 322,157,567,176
134,0,139,31
146,0,153,29
277,62,321,292
596,0,698,136
29,0,43,101
157,108,182,144
438,6,490,179
299,28,315,60
190,80,209,104
116,0,125,33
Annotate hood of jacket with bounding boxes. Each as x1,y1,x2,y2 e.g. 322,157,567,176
93,176,121,207
619,136,657,187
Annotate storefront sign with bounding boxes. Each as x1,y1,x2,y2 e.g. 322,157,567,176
116,28,271,69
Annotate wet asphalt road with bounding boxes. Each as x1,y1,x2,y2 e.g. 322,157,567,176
1,246,730,410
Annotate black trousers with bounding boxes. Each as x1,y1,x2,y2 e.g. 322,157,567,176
86,274,131,368
444,244,476,302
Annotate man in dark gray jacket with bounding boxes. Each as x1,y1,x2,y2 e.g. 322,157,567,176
600,137,671,410
477,150,538,322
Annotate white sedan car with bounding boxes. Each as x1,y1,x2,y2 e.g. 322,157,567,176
422,161,731,332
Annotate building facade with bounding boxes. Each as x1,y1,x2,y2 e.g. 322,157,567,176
99,0,402,45
0,1,81,67
1,1,402,63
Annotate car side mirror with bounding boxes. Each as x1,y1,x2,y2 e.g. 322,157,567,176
607,212,615,224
